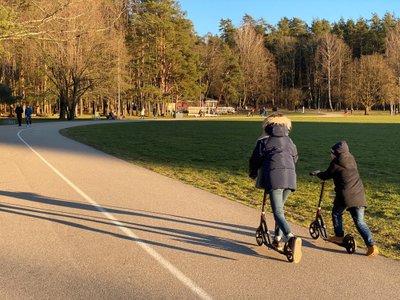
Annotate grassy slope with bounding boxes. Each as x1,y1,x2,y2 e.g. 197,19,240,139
61,115,400,259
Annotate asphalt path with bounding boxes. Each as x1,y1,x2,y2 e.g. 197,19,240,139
0,120,399,299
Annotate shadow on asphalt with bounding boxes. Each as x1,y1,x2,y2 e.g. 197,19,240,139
0,190,300,263
1,190,365,261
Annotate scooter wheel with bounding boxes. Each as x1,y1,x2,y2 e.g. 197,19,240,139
309,221,320,239
286,253,294,262
283,243,294,262
344,234,357,254
255,227,264,246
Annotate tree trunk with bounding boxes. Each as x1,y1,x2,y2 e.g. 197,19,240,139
66,94,77,120
80,97,83,116
328,66,334,111
59,100,67,120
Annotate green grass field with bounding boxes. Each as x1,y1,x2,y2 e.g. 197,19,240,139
61,115,400,259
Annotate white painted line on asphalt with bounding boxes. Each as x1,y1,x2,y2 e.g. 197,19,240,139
17,129,212,300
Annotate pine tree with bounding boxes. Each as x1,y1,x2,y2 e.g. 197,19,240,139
129,0,200,114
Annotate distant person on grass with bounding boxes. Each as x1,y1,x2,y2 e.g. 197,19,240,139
311,141,379,257
249,113,302,263
152,105,158,119
140,107,145,119
25,105,32,127
15,103,23,126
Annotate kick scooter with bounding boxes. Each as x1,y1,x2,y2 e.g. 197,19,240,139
255,190,301,263
308,175,357,254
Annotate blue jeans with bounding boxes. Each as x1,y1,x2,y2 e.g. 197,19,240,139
332,205,375,246
269,189,292,238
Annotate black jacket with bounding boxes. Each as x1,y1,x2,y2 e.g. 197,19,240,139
15,106,23,116
249,124,298,192
317,141,366,208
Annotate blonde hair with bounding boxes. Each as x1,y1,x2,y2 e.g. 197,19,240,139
262,113,292,131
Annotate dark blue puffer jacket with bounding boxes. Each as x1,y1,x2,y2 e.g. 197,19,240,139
249,124,298,192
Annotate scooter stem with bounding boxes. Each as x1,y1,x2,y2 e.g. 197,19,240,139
261,190,268,213
317,181,325,208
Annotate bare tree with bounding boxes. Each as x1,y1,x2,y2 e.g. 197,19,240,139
0,0,126,119
315,32,350,111
355,54,396,115
385,23,400,114
342,60,358,110
199,35,225,102
234,24,276,108
36,0,125,119
0,0,74,41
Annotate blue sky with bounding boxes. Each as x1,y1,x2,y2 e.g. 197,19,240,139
178,0,399,36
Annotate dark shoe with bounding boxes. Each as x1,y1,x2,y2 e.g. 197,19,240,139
288,237,302,263
272,240,284,251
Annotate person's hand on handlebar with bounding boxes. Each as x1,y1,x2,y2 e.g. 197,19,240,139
309,170,321,176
